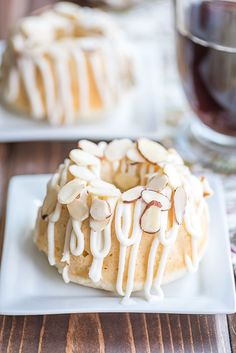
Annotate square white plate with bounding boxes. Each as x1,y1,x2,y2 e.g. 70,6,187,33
0,40,165,142
0,174,235,315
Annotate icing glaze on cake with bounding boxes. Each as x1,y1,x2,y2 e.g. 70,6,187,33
35,139,212,303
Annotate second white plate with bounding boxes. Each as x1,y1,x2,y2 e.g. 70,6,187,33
0,174,235,315
0,1,181,142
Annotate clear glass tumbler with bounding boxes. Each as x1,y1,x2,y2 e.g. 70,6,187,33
175,0,236,172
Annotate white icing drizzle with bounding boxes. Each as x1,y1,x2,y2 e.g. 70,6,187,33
144,209,180,301
6,68,19,102
89,53,110,109
61,218,72,263
70,48,89,115
89,224,111,283
153,223,180,296
35,56,56,124
50,49,73,124
144,235,160,301
18,58,44,119
62,264,70,283
184,201,205,272
115,199,144,302
47,203,62,265
115,202,132,295
89,198,116,283
70,220,85,256
47,159,70,266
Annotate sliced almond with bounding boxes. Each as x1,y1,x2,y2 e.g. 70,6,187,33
70,149,99,166
90,199,112,221
147,174,168,192
137,138,167,164
140,201,162,234
69,165,95,181
163,164,181,189
78,140,103,158
58,179,86,204
67,198,89,221
166,148,184,165
200,176,213,198
90,179,116,190
114,173,139,192
126,147,145,163
98,141,107,153
79,189,88,204
122,186,144,203
41,183,59,218
89,217,109,232
174,186,187,225
88,186,120,198
141,190,171,210
104,139,133,162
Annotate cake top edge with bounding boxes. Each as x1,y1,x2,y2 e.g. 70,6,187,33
8,2,124,52
41,137,213,235
54,138,213,207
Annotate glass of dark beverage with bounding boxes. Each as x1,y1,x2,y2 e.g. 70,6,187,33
175,0,236,171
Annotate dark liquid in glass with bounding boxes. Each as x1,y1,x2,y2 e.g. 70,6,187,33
177,1,236,136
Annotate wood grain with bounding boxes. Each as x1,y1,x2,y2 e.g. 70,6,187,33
0,141,234,353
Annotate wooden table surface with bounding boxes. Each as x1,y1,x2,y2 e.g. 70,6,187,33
0,141,235,353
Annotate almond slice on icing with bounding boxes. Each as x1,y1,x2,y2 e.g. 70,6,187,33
140,201,162,234
78,140,103,158
104,139,133,162
89,217,109,232
174,186,187,225
114,173,139,192
122,186,144,203
58,179,86,204
70,149,99,166
41,183,59,218
90,199,112,221
141,190,171,210
163,164,182,189
98,141,107,152
126,147,145,163
67,198,89,221
167,148,184,165
69,165,95,181
147,174,168,192
137,138,167,164
87,186,121,198
90,179,116,190
200,176,213,198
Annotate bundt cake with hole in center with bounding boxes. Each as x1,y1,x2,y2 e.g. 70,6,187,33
34,138,212,303
0,2,134,125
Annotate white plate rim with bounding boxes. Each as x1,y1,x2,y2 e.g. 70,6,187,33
0,174,235,315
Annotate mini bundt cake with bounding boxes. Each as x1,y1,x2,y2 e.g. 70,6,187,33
0,2,134,125
34,138,212,303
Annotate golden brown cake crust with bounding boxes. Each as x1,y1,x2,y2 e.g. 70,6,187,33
35,204,208,292
34,139,212,301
